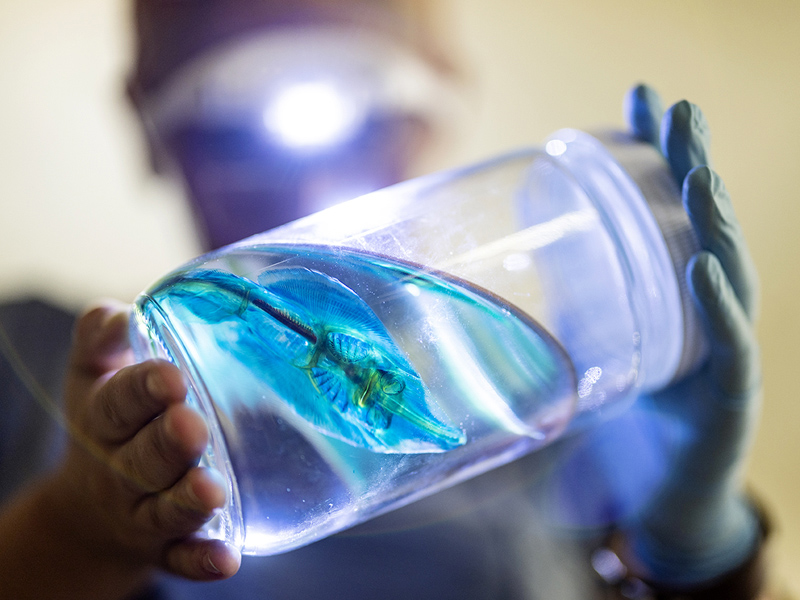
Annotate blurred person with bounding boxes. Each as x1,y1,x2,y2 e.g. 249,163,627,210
0,1,779,599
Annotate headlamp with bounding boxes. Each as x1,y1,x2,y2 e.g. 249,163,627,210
262,80,363,149
138,26,463,164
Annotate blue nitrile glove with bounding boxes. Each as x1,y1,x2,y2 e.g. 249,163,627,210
544,85,762,587
624,85,762,585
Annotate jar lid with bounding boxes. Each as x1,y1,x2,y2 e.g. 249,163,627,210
591,130,708,383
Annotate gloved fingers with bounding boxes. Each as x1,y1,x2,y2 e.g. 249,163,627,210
687,251,761,402
661,100,712,186
625,83,663,148
684,166,759,320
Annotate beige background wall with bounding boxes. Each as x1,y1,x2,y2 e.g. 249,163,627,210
1,0,798,593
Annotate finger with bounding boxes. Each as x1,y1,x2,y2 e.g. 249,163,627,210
134,467,227,537
684,166,759,320
164,538,241,581
70,302,133,377
687,252,761,402
661,100,712,185
115,403,209,493
624,83,663,147
87,359,187,445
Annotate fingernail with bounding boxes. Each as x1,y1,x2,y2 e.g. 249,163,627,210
146,369,168,398
204,552,222,575
186,478,202,507
87,303,130,351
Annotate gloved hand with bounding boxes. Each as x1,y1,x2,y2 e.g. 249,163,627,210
546,84,763,587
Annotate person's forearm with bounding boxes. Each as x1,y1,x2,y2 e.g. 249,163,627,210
0,475,154,600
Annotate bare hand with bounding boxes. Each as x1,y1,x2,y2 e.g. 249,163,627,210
50,302,240,581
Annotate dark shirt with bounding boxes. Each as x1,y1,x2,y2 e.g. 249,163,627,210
0,298,73,506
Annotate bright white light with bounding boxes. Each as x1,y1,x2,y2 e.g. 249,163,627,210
503,252,532,272
263,81,361,148
404,283,421,297
545,139,567,157
243,527,282,555
578,366,603,398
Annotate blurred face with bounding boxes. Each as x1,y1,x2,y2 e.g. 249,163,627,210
128,0,446,251
161,113,428,250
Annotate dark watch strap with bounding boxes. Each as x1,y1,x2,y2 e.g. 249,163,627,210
592,500,771,600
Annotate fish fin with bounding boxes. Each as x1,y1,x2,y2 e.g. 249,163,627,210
366,404,392,430
257,267,391,342
309,367,349,412
325,332,372,364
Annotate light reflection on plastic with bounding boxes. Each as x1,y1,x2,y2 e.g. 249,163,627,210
263,81,361,148
578,366,603,399
405,283,421,297
545,139,567,157
418,301,545,440
243,527,281,555
439,208,598,272
294,184,416,244
503,253,532,272
309,182,379,216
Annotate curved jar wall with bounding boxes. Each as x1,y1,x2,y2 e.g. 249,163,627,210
131,131,692,555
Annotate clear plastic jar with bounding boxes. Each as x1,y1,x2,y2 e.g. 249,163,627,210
130,129,704,556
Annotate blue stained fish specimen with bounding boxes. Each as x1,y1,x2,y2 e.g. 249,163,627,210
153,267,466,454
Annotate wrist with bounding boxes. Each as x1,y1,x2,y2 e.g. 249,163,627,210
593,496,771,600
0,474,154,600
624,493,761,586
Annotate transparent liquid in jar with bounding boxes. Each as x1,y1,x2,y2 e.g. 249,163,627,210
132,244,576,554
